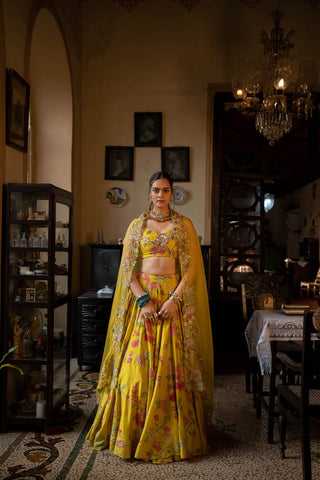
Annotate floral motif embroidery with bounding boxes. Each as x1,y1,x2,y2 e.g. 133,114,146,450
96,211,205,411
88,292,207,459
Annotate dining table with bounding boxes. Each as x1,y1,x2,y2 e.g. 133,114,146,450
245,309,304,375
244,308,305,443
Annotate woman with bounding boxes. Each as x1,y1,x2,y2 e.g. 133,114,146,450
86,171,214,463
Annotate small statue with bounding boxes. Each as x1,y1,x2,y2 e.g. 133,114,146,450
35,337,45,358
41,233,48,248
60,233,66,248
13,316,23,358
56,232,63,247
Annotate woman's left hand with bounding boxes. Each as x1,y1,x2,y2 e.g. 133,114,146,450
158,298,177,320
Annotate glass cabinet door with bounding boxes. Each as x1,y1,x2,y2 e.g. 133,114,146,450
5,363,47,420
55,202,70,299
1,184,72,428
53,303,69,406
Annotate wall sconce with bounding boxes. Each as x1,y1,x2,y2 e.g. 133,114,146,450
264,193,275,213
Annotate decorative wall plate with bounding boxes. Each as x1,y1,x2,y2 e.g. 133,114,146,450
173,186,187,205
106,187,127,207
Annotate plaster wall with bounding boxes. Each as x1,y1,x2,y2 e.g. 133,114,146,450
2,0,30,181
29,8,72,190
1,0,320,293
80,0,320,247
1,0,82,293
271,179,320,260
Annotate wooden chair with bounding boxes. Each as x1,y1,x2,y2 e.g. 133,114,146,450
242,283,256,395
242,273,286,399
242,273,302,443
277,309,320,480
300,267,320,298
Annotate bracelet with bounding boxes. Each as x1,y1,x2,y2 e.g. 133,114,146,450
138,297,151,308
138,297,152,309
136,293,152,308
170,292,183,305
136,293,149,304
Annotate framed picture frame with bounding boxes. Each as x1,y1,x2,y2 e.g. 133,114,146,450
134,112,162,147
26,288,35,303
161,147,190,182
6,68,30,153
105,146,134,181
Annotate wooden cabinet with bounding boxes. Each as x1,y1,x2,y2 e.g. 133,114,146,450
77,291,113,370
1,183,72,430
77,244,122,370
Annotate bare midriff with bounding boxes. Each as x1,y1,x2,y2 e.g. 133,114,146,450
140,256,177,275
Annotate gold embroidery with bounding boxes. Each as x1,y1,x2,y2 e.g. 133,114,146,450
97,211,207,400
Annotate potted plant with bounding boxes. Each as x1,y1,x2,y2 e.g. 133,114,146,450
0,346,24,374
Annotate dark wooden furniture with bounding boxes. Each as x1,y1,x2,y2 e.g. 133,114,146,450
1,183,73,431
242,273,304,444
77,290,113,370
77,244,122,370
242,273,287,395
89,243,123,291
278,309,320,480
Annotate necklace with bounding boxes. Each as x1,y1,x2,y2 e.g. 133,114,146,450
148,210,172,222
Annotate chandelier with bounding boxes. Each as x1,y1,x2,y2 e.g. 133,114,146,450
231,8,316,146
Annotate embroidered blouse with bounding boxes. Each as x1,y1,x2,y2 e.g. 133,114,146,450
140,228,179,259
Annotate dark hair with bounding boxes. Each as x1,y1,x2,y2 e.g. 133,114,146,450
148,171,173,191
148,171,173,211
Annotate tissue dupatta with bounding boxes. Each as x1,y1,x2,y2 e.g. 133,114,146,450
96,210,214,421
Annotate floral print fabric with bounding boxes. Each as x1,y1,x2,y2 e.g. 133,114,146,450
139,228,179,259
86,273,207,462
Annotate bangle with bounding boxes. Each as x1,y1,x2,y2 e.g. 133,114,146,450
136,293,149,304
138,297,151,308
136,293,151,308
170,292,183,305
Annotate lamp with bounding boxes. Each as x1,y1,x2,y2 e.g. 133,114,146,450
232,8,316,146
264,193,275,213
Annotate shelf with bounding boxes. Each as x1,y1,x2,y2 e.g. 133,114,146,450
8,358,49,365
9,274,48,279
9,220,48,226
1,183,73,431
9,247,48,252
54,294,70,307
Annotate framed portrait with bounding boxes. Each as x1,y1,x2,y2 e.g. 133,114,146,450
105,146,134,181
161,147,190,182
26,288,35,303
134,112,162,147
6,68,30,153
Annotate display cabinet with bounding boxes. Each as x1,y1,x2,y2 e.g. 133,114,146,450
1,183,72,430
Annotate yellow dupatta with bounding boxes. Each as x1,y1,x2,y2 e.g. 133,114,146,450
96,210,214,422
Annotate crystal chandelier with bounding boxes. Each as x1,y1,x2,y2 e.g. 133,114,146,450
231,8,316,146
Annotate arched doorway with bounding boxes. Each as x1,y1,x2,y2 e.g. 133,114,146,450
29,7,72,190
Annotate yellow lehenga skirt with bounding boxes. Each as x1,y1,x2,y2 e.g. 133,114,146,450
86,273,207,462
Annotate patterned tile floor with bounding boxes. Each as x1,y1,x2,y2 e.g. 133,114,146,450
0,362,320,479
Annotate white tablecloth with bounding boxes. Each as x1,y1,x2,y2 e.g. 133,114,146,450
245,310,303,374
